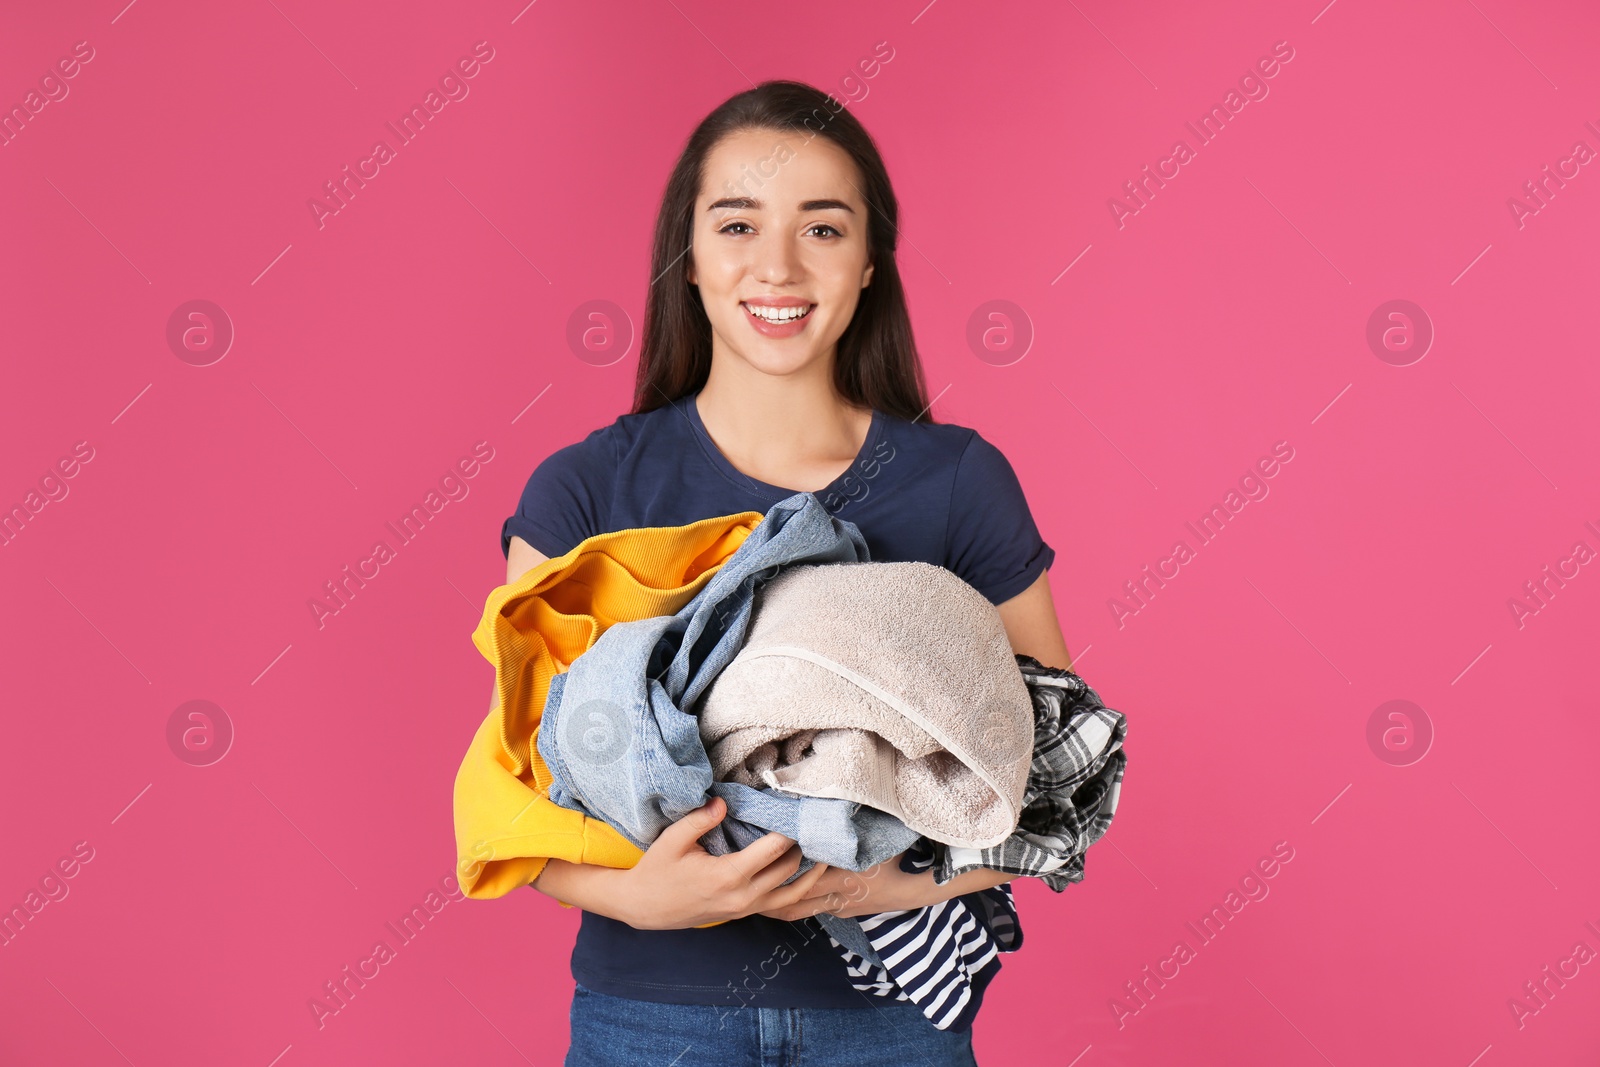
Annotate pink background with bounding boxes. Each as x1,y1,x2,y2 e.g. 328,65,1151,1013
3,0,1597,1063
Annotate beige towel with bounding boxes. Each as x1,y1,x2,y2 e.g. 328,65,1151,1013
696,561,1035,850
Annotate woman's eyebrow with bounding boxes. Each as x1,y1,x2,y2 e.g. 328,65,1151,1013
706,196,855,214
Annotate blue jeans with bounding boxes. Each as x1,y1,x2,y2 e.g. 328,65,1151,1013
564,982,981,1066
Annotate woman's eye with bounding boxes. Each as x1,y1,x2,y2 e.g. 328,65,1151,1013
716,222,841,238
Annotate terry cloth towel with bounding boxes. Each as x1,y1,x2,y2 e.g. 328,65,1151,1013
903,653,1127,889
697,560,1037,850
812,656,1128,1032
451,507,765,903
537,492,925,874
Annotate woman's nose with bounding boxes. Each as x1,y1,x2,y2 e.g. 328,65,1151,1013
751,232,803,285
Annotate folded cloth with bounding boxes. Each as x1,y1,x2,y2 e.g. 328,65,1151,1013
698,560,1037,850
538,491,925,873
812,656,1128,1032
900,653,1127,889
451,507,764,901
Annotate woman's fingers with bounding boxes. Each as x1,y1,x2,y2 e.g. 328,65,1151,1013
742,841,805,896
704,825,801,887
785,860,831,902
764,857,838,908
754,860,835,919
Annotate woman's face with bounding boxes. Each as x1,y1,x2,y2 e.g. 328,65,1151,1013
687,127,875,380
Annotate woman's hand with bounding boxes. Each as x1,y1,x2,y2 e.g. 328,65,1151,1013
612,795,836,930
756,853,1021,921
755,851,926,920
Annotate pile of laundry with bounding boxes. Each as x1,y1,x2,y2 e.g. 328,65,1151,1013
452,490,1127,1032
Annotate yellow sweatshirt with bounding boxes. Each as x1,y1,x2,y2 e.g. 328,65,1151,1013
452,508,765,916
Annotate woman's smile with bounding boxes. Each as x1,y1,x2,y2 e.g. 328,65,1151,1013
741,299,815,337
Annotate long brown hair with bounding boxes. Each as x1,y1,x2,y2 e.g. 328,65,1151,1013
630,79,936,424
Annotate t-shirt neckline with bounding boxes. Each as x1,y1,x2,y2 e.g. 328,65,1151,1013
679,390,885,502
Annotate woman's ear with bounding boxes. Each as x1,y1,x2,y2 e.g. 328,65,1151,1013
861,260,874,288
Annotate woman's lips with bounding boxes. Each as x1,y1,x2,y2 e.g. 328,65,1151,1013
741,302,813,338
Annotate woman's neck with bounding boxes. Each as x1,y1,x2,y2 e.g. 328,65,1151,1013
694,361,872,493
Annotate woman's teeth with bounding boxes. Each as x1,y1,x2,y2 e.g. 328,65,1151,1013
743,303,812,322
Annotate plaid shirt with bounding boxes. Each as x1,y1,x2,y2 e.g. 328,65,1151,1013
900,653,1127,890
822,655,1128,1030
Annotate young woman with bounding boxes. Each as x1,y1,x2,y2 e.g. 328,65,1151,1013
500,79,1072,1066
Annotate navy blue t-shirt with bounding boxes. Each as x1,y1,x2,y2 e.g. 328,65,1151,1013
500,389,1055,1009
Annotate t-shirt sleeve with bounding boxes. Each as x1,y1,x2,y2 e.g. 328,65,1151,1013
500,430,616,559
944,430,1056,606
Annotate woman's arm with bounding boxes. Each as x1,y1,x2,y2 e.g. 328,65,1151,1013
996,569,1072,670
532,799,835,929
506,534,547,584
530,857,635,918
757,852,1015,921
